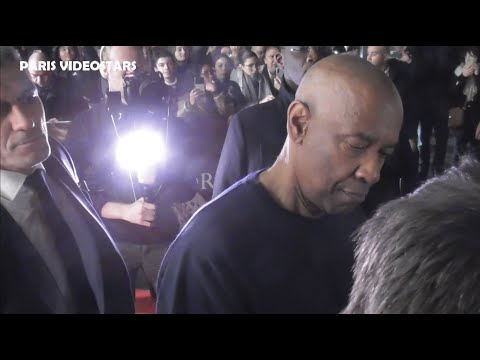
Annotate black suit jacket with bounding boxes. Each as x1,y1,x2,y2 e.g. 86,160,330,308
0,138,134,313
212,81,295,197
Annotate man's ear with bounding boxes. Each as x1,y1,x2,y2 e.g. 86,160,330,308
287,100,310,144
100,66,109,79
98,47,108,79
100,68,108,80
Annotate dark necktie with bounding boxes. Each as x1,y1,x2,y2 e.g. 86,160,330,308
25,169,99,313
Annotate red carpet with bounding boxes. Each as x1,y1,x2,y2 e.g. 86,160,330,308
135,289,155,314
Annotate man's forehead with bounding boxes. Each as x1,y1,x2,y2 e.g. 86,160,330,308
368,46,387,53
110,47,145,62
333,119,400,150
266,47,279,56
1,65,34,98
157,57,174,64
336,105,402,143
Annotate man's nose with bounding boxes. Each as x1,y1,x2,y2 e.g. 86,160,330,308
355,155,382,186
10,105,36,132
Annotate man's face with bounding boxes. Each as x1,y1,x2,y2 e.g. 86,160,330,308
264,47,280,75
281,46,320,88
155,56,176,83
29,69,53,88
292,79,402,214
251,46,266,65
241,56,259,79
367,46,388,68
0,62,50,174
107,46,148,94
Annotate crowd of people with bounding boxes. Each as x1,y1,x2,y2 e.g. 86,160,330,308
1,45,479,313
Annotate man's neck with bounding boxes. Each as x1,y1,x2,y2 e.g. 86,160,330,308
164,77,177,86
259,150,324,219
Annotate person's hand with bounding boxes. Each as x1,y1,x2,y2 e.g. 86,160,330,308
273,75,282,91
259,95,275,104
123,197,156,227
189,88,204,106
399,50,412,64
47,118,70,142
205,81,217,93
230,46,240,56
462,64,475,77
472,62,479,76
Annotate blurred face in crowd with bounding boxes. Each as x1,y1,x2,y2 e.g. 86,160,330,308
29,69,53,89
241,55,259,79
214,56,232,81
0,56,50,174
251,46,266,65
281,46,322,90
58,46,77,62
220,46,232,57
309,47,327,63
107,46,148,101
367,46,388,68
200,64,214,84
155,56,177,83
264,47,280,75
174,46,190,63
28,52,54,88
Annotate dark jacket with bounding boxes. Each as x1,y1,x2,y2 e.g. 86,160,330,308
0,138,134,313
212,78,295,197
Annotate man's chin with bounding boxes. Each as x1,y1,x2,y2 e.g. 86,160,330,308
325,202,360,215
24,140,50,166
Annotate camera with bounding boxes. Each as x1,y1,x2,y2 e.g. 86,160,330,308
194,77,205,92
123,72,169,111
105,73,196,204
106,72,171,132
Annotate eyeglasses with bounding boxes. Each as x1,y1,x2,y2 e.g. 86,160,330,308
287,46,312,54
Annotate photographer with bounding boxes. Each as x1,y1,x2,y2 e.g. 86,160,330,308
64,46,197,299
27,50,69,121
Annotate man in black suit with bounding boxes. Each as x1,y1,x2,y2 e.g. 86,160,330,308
0,46,134,313
212,46,332,197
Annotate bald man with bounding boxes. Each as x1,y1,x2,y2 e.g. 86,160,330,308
27,50,70,122
156,55,403,314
